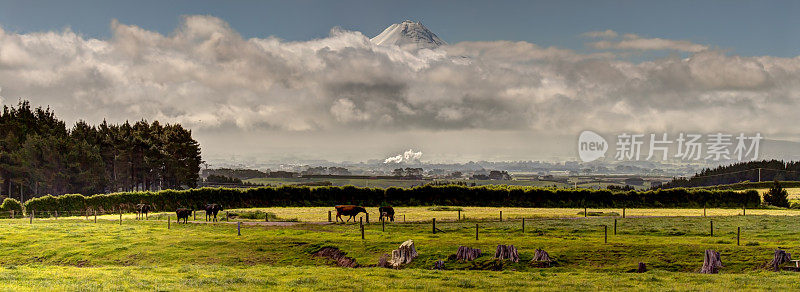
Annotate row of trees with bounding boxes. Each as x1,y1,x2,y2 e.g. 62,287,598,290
23,185,760,212
0,101,202,199
658,160,800,189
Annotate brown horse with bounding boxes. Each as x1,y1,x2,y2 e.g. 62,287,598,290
176,208,192,223
205,204,223,222
379,206,395,222
334,205,367,223
136,204,151,220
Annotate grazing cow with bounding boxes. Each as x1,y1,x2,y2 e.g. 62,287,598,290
379,206,395,222
205,204,223,222
334,205,367,223
176,208,192,223
136,204,151,220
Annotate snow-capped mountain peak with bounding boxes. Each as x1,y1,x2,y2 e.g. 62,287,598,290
371,20,447,50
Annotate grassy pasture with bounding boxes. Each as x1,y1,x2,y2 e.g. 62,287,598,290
224,206,800,223
754,187,800,200
2,208,800,290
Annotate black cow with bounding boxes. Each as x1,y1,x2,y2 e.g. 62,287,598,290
176,208,192,223
205,204,223,222
136,204,151,220
379,206,395,222
334,205,367,223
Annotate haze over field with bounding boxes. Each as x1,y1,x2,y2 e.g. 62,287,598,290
1,7,799,164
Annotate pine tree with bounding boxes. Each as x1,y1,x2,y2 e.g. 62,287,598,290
764,180,789,207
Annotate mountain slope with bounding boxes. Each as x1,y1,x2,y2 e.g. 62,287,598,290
371,20,446,50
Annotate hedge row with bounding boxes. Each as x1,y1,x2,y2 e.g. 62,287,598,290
22,185,761,212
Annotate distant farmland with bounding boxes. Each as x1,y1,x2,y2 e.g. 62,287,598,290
243,177,652,190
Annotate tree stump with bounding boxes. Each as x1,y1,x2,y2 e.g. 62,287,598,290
389,239,418,268
700,249,723,274
456,246,482,261
433,260,445,270
377,253,390,268
531,248,552,267
494,245,519,262
636,262,647,273
768,249,792,271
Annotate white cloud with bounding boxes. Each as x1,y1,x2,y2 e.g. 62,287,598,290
0,16,799,160
582,29,619,39
587,31,709,52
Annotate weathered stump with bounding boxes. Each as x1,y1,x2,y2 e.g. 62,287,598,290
494,245,519,262
532,249,552,262
456,246,482,261
700,249,723,274
636,262,647,273
768,249,791,271
377,253,390,268
531,248,552,267
433,260,445,270
389,239,418,268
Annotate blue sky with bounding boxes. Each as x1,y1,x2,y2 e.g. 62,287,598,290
1,0,799,57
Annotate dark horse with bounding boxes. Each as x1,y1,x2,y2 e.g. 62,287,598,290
334,205,367,223
136,204,151,220
205,204,223,222
176,208,192,223
379,206,395,222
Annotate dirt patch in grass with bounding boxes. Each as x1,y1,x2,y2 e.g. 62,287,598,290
312,247,358,268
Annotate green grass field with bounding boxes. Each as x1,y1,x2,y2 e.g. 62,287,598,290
3,207,800,290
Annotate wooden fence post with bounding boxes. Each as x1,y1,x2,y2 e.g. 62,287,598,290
328,211,332,222
475,224,479,240
382,216,385,232
500,211,503,222
193,210,196,221
432,218,436,234
622,207,626,218
226,211,229,221
604,225,608,243
458,210,461,221
119,209,122,225
710,220,713,236
237,221,241,236
360,217,365,240
742,206,746,216
614,219,617,235
703,206,706,217
168,217,171,229
265,212,269,222
403,214,405,222
584,207,587,218
737,227,740,246
522,218,525,233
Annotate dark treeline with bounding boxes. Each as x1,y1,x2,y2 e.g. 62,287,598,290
23,185,760,213
658,160,800,189
0,100,202,199
201,168,268,180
